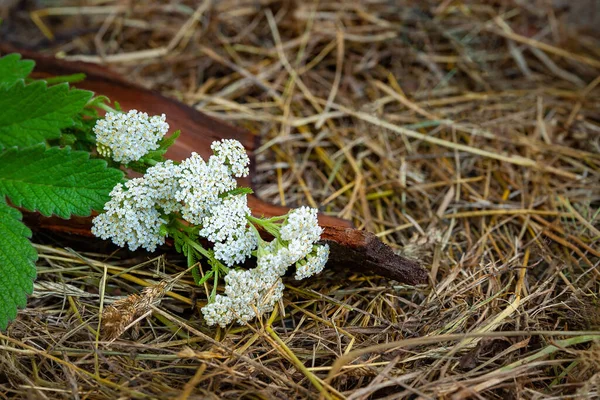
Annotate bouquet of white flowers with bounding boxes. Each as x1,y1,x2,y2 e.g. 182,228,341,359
91,110,330,327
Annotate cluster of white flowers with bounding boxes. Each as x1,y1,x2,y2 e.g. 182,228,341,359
92,178,168,252
176,153,239,225
143,160,182,215
294,245,330,280
280,206,324,264
94,110,169,164
201,206,330,327
199,194,257,266
92,111,331,327
92,133,251,252
202,268,284,327
211,139,250,177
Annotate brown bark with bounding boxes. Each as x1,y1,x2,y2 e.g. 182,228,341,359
1,45,428,285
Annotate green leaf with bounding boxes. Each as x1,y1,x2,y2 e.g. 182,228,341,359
0,146,123,218
0,198,37,330
0,80,93,150
0,53,35,87
159,130,180,151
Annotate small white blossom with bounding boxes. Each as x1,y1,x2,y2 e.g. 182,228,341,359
176,153,237,224
211,139,250,177
199,195,250,243
280,206,323,264
144,160,182,214
256,240,292,277
94,110,169,164
201,268,284,327
213,230,258,266
295,244,330,280
91,179,166,252
280,206,323,244
199,194,257,266
201,206,330,327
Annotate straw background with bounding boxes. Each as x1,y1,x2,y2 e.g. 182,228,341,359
1,1,599,399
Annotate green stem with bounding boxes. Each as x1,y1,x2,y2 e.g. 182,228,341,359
210,269,219,302
248,222,268,247
171,219,196,236
188,248,202,285
96,102,120,114
181,233,211,259
247,215,280,238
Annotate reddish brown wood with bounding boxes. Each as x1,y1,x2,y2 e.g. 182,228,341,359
1,45,428,285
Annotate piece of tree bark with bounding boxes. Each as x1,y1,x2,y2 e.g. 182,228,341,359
1,45,428,285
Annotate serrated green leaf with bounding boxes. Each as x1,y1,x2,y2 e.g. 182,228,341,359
0,53,35,87
0,80,93,150
0,146,123,218
0,198,37,330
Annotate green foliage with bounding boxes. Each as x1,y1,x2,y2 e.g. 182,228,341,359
0,146,123,218
0,53,34,87
0,200,37,330
0,53,123,329
0,80,93,150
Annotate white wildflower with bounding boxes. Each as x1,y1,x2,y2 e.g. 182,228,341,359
280,206,323,244
144,160,181,214
201,206,330,327
280,206,323,264
199,194,257,266
256,240,291,277
176,153,237,224
211,139,250,177
94,110,169,164
199,195,250,243
201,268,284,327
213,230,258,266
295,244,330,280
91,179,166,252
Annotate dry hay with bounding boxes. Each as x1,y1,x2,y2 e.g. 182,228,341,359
1,1,600,399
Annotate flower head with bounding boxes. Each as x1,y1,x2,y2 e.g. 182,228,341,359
91,179,167,252
279,206,323,264
280,206,323,244
295,244,330,280
200,205,329,327
94,110,169,164
213,230,258,266
199,194,250,243
201,268,284,327
175,153,237,224
199,194,257,266
144,160,182,214
256,240,291,277
211,139,250,177
91,160,181,251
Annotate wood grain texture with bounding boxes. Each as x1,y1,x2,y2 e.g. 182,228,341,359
1,45,428,285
